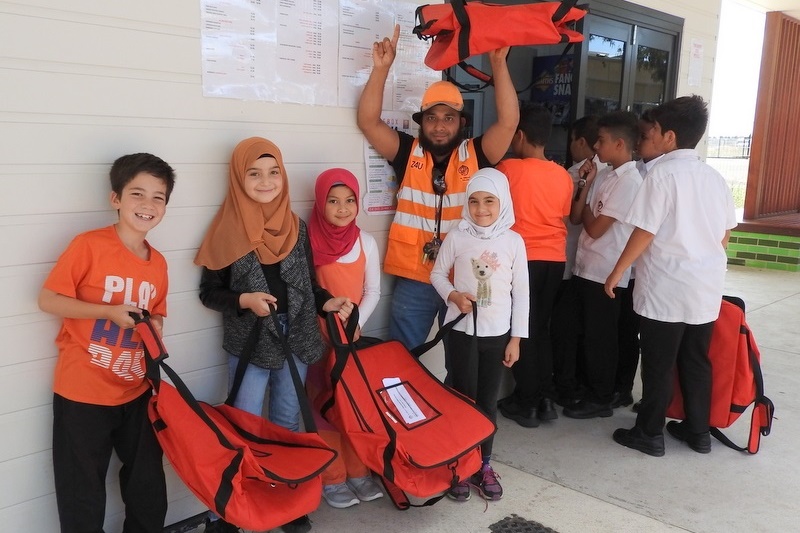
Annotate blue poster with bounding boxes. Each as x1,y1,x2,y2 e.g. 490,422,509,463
530,55,574,125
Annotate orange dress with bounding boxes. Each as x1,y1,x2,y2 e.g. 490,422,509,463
307,238,370,484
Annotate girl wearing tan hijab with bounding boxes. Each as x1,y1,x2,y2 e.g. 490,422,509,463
196,137,352,533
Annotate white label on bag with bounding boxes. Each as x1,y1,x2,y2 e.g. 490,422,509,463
382,377,426,424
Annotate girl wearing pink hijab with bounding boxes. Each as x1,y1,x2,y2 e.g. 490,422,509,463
306,168,383,509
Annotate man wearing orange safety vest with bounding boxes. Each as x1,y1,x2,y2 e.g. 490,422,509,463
357,24,519,355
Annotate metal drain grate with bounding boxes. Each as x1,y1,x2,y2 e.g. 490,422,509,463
489,514,560,533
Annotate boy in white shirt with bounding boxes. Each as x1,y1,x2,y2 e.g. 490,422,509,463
606,95,736,457
613,110,666,410
564,111,643,419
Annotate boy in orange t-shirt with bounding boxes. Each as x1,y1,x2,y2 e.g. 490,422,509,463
39,153,175,533
496,103,574,427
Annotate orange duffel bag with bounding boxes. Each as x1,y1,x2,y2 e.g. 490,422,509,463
317,306,495,508
413,0,586,71
134,313,337,531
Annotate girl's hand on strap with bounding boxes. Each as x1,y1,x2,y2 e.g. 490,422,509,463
447,291,476,314
323,297,354,321
239,292,278,317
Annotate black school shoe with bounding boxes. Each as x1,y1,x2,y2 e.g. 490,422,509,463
204,518,241,533
666,421,712,453
537,398,558,421
499,399,539,427
613,426,665,457
563,400,613,419
282,515,312,533
611,391,634,409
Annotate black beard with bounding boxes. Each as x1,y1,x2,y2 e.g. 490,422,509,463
418,129,465,158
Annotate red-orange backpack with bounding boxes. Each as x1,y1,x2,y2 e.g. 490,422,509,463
667,297,774,453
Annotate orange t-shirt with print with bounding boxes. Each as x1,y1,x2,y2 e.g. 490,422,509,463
43,226,168,406
497,158,574,262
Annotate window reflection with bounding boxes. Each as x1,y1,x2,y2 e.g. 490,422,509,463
585,34,625,116
633,44,669,116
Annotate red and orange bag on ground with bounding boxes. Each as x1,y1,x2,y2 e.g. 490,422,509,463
134,314,336,531
318,307,495,509
667,297,774,454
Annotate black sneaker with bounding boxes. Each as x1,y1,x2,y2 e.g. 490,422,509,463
204,518,241,533
666,421,712,453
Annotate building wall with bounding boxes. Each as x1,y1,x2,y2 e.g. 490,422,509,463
0,0,722,530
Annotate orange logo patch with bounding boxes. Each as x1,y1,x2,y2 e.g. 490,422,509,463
458,165,470,179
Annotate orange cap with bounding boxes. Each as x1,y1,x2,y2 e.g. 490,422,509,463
412,81,465,124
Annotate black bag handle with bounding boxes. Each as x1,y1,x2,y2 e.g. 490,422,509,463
225,317,263,407
225,306,318,434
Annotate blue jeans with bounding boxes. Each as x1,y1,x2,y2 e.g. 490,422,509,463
226,313,308,432
388,277,447,350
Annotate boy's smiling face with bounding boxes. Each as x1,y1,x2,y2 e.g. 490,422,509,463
110,172,167,234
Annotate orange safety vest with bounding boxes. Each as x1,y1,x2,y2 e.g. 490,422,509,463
384,138,478,283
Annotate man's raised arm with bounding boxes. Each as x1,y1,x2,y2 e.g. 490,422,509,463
356,24,402,162
480,47,519,165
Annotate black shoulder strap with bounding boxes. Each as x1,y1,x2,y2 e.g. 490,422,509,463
450,0,471,63
134,312,240,455
222,308,318,433
410,302,475,358
267,306,318,433
225,318,263,406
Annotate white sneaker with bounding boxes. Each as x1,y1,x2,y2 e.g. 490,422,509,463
346,476,384,502
322,482,360,509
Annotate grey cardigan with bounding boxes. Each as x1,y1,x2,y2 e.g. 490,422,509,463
199,221,330,369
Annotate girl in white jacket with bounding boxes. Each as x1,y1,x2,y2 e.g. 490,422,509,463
430,167,529,503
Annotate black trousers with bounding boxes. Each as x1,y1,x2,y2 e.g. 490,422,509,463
511,260,565,407
635,318,714,436
448,329,510,457
615,278,641,395
574,276,620,404
551,277,583,400
53,392,167,533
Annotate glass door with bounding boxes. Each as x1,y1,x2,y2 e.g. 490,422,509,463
630,27,673,115
584,17,631,116
579,15,677,117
